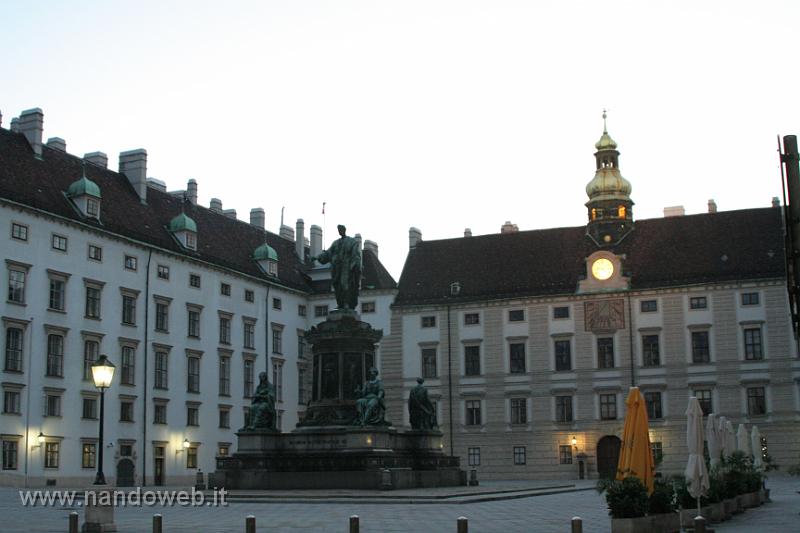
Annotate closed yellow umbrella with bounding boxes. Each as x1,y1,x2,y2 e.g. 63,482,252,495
616,386,655,494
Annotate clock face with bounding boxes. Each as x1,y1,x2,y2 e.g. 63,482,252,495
592,258,614,281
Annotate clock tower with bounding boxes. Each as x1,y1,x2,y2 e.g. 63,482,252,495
585,111,634,246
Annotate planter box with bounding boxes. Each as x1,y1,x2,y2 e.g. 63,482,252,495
723,498,736,519
758,488,767,504
651,513,680,533
743,492,759,508
734,495,745,513
611,514,679,533
708,502,725,523
680,508,712,529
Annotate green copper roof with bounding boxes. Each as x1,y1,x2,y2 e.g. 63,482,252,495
67,175,101,198
594,110,618,151
169,212,197,233
253,242,278,261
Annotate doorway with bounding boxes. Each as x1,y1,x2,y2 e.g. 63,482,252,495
116,458,135,487
153,446,165,486
596,435,621,479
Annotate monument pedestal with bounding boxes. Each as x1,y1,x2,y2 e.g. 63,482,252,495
82,488,117,532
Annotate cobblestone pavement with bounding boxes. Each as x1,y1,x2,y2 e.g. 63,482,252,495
0,476,797,532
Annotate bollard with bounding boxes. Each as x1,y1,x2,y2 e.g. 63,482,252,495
693,515,706,533
349,514,360,533
153,513,163,533
68,511,78,533
245,514,256,533
457,516,468,533
571,516,583,533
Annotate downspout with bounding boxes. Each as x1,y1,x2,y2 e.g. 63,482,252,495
23,317,34,487
627,293,635,387
447,304,454,456
265,285,271,374
141,249,152,485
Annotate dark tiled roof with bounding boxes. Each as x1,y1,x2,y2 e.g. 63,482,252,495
309,249,397,294
395,208,786,306
0,128,395,293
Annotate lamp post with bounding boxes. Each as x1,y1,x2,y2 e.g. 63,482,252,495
91,354,115,485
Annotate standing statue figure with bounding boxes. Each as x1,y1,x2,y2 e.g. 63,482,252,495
408,378,438,430
310,224,362,310
354,367,387,426
244,372,277,431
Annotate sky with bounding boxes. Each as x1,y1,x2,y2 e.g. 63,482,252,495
2,0,800,280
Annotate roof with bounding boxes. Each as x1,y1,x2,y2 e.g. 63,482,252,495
395,207,786,306
66,175,101,198
254,242,278,261
0,127,396,294
310,249,397,293
168,212,197,233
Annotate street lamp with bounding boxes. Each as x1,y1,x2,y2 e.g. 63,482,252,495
91,354,115,485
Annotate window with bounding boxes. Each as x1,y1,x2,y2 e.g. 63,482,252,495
188,308,201,338
464,345,481,376
219,316,231,345
556,396,573,423
744,327,763,360
741,292,760,306
11,223,28,241
361,301,375,313
86,198,99,218
553,306,570,319
82,397,97,419
694,389,713,415
155,301,169,332
124,255,137,271
465,400,481,426
243,321,255,349
297,304,306,317
45,394,61,417
189,274,201,288
48,277,66,311
154,352,168,389
467,447,481,466
121,346,135,385
186,446,198,468
421,316,436,328
559,445,573,464
509,342,526,374
272,297,282,310
644,391,663,419
219,409,230,428
119,444,132,457
510,398,527,424
218,444,230,457
187,406,199,426
243,359,255,398
219,355,231,396
600,393,617,420
298,367,307,404
508,309,524,322
272,327,283,354
85,285,101,319
46,334,64,377
122,294,137,325
691,331,710,363
157,265,170,280
153,403,167,424
3,390,20,414
513,446,527,465
597,337,614,368
44,442,59,468
88,244,102,261
298,334,306,359
747,387,766,416
120,401,134,422
83,340,99,380
690,296,707,310
314,305,328,318
464,313,480,326
245,289,254,303
640,300,658,313
220,283,231,296
2,440,18,470
185,232,197,251
651,442,664,464
187,356,200,393
81,443,96,469
642,334,660,366
421,348,437,378
4,327,23,372
554,339,571,371
272,361,283,402
51,234,67,252
7,268,25,303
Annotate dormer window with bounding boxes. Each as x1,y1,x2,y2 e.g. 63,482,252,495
185,232,197,250
168,213,198,251
86,198,99,218
268,261,278,276
66,172,102,219
254,243,278,277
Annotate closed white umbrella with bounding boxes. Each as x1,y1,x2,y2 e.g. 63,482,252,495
717,416,729,458
706,413,722,469
737,424,751,458
725,420,737,458
686,397,710,518
751,426,763,470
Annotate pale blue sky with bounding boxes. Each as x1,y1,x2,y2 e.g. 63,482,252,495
3,1,799,279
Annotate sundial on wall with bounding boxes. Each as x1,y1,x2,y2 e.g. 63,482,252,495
584,299,625,332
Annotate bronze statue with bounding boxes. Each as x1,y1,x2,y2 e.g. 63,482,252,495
244,372,277,431
310,224,362,310
354,367,387,426
408,378,437,430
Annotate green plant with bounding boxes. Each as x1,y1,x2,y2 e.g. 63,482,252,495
762,453,779,472
672,474,710,508
597,477,649,519
787,463,800,476
648,477,677,514
721,451,757,497
706,467,725,503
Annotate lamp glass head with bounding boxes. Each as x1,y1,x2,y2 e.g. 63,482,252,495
183,438,190,449
91,354,116,389
37,432,45,444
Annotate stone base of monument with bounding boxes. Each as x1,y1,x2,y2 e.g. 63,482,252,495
212,426,466,490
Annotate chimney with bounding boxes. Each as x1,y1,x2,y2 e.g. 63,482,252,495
663,205,685,217
18,108,44,158
464,228,472,237
310,225,323,261
209,198,222,212
409,227,422,249
500,221,519,234
0,109,3,127
46,137,66,152
223,209,237,219
355,233,363,251
10,117,19,133
187,179,198,205
119,149,148,202
772,196,781,208
146,178,167,192
295,219,305,261
364,240,379,257
250,208,265,228
280,224,294,241
708,199,717,214
84,151,108,168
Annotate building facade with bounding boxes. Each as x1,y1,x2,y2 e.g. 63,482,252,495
0,108,396,487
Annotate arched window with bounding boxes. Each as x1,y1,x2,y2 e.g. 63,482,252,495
618,206,626,218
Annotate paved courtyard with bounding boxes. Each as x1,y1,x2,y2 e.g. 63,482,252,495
0,476,797,532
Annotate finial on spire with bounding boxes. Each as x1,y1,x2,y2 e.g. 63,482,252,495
602,109,608,134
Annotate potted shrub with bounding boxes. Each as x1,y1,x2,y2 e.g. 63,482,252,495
647,478,679,533
673,475,711,528
597,477,651,533
706,468,726,523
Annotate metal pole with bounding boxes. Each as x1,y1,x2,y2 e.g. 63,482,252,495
94,388,106,484
68,511,78,533
245,515,256,533
349,515,359,533
571,516,583,533
457,516,468,533
153,514,162,533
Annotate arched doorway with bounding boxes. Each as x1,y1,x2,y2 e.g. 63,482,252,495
596,435,621,479
116,458,135,487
